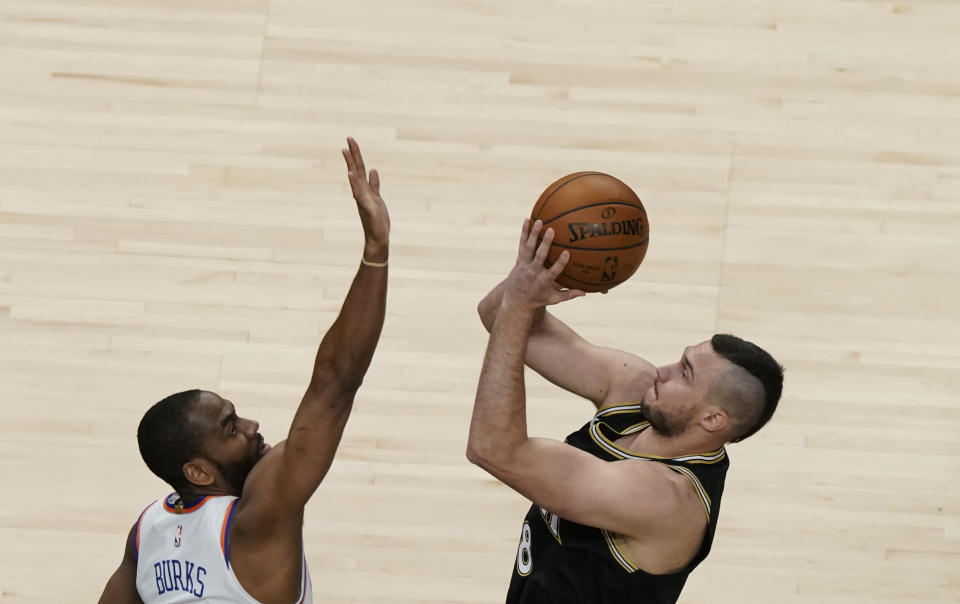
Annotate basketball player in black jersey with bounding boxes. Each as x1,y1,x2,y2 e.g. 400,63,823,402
468,219,784,604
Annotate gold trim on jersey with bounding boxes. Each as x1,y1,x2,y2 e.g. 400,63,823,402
619,421,648,435
665,464,712,520
589,405,727,465
601,529,638,573
590,419,726,464
586,403,722,522
595,402,645,417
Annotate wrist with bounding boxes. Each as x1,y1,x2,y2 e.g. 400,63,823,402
499,292,540,318
363,241,389,264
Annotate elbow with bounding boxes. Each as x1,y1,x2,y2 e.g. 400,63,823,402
466,434,519,475
465,443,482,466
466,447,499,474
465,437,486,467
477,301,493,333
465,433,500,470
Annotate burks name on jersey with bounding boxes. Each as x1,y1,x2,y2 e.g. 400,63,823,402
152,558,207,598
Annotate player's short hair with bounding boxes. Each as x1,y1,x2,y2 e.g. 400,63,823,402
709,334,784,442
137,389,205,490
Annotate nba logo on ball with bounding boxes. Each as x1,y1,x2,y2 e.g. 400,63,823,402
531,172,649,292
602,256,618,282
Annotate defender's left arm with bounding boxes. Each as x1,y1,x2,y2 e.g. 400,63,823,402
97,523,144,604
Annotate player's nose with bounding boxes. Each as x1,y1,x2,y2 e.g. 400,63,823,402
657,364,677,382
242,418,260,437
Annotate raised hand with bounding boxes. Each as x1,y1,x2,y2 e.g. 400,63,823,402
503,219,585,310
342,137,390,262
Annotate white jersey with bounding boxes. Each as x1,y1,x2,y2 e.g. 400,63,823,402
134,493,312,603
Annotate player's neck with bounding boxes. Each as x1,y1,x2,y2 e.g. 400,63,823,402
176,484,237,502
629,425,724,458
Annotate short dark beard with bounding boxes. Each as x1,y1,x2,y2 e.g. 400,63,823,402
214,453,258,494
639,402,684,438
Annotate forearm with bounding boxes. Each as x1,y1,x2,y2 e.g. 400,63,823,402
310,246,388,391
277,250,388,499
481,281,611,405
468,299,535,467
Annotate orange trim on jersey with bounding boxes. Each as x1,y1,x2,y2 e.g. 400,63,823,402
220,499,238,566
162,495,213,514
133,502,153,555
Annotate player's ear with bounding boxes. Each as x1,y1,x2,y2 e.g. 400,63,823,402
182,458,216,487
700,407,728,434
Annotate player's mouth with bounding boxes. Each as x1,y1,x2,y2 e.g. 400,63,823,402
255,434,270,456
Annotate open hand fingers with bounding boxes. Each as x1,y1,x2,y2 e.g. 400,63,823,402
341,143,361,180
548,249,570,280
552,286,586,304
346,137,367,180
518,218,530,255
534,227,554,264
527,219,543,252
508,219,586,308
343,138,383,202
342,148,363,197
520,219,543,259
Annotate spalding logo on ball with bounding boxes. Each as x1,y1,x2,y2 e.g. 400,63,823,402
531,171,649,292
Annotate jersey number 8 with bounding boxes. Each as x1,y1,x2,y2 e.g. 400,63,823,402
516,521,533,576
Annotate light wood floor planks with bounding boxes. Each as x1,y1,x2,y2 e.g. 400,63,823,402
1,0,958,602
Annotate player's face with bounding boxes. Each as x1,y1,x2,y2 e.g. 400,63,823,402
640,341,727,437
192,391,270,491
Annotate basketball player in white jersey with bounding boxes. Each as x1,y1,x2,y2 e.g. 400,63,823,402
98,138,390,603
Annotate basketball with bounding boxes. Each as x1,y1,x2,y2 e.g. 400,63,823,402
531,171,649,292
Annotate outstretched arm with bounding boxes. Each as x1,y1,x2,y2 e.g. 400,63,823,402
244,138,389,514
282,137,389,501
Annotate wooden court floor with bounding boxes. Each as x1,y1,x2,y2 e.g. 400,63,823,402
1,1,958,602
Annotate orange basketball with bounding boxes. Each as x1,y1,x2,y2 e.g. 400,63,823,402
531,172,649,292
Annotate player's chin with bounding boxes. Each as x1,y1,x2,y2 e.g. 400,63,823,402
641,386,656,404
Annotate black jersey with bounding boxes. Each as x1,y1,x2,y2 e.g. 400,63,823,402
505,403,730,604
